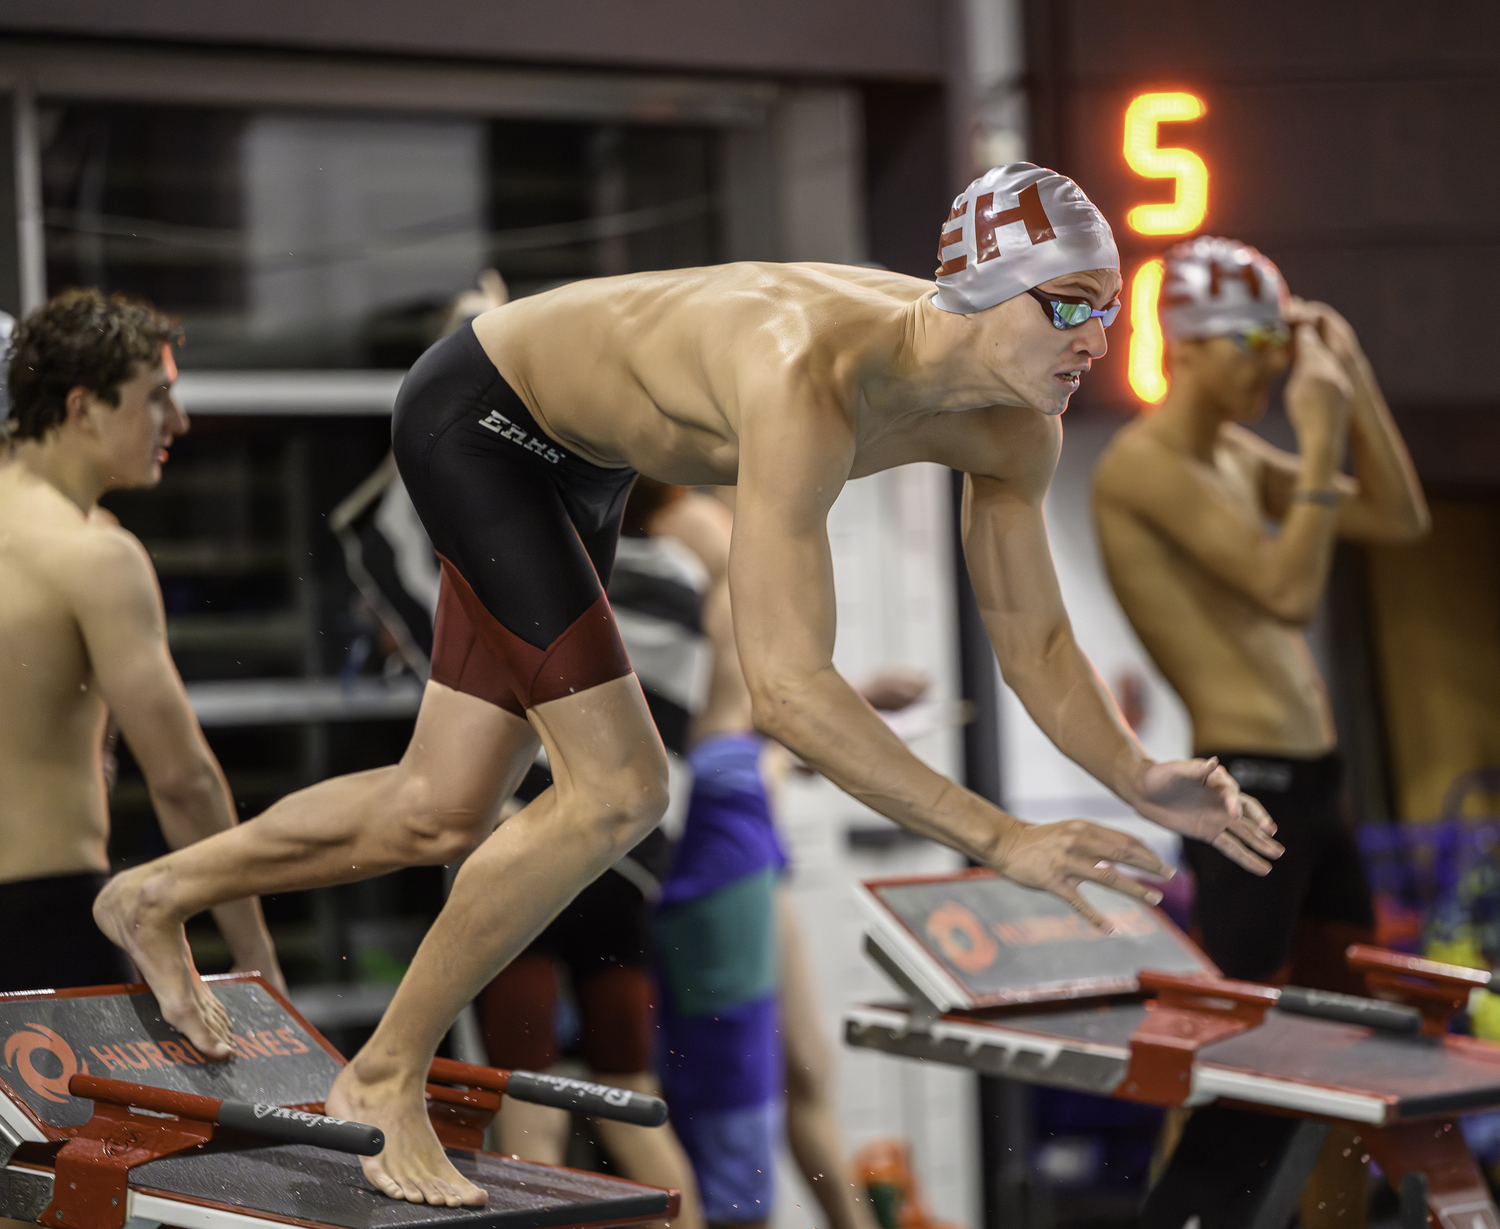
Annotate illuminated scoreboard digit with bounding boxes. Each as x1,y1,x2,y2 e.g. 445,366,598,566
1122,92,1208,235
1024,6,1486,420
1122,91,1207,407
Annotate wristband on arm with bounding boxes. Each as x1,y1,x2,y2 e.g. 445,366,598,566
1292,488,1340,508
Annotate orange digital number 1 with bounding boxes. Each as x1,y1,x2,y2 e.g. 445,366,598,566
1124,91,1207,406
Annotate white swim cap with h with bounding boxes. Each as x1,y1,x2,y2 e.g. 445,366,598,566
933,163,1119,315
1160,236,1289,341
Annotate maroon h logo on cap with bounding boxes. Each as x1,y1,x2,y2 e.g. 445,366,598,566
936,184,1057,277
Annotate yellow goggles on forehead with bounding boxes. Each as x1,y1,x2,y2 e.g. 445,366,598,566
1230,323,1292,352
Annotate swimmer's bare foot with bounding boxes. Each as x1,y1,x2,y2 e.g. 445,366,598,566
94,867,236,1060
326,1059,487,1207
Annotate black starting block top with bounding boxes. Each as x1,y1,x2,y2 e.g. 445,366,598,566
0,977,674,1229
0,978,338,1139
856,868,1211,1011
130,1144,667,1229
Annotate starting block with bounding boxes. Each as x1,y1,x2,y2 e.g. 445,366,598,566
0,974,678,1229
846,869,1500,1229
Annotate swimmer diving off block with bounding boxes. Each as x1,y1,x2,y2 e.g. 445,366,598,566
97,163,1283,1208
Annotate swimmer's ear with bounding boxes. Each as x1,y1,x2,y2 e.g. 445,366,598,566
64,384,98,435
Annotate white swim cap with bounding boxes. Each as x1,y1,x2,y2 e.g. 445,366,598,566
933,163,1119,315
1160,236,1289,341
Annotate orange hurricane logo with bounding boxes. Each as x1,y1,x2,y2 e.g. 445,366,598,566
925,901,999,974
5,1024,87,1103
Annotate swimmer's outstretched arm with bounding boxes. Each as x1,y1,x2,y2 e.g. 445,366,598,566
952,407,1282,875
733,393,1171,927
73,529,285,991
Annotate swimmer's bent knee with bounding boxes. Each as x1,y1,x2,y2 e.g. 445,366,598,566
387,773,492,863
587,766,670,860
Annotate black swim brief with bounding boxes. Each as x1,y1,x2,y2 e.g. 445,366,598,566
0,873,133,994
392,323,637,714
1184,750,1375,986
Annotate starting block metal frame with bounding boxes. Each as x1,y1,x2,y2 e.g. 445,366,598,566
846,870,1500,1229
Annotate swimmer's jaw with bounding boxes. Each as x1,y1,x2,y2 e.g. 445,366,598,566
1034,357,1093,416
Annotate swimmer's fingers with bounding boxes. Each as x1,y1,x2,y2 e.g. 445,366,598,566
1074,861,1164,908
1212,829,1274,877
1240,791,1278,837
996,821,1170,930
1230,816,1284,861
1027,819,1169,878
1231,795,1283,860
1049,879,1113,933
1052,863,1164,934
1079,825,1171,880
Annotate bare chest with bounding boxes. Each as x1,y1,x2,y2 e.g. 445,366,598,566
1207,445,1263,517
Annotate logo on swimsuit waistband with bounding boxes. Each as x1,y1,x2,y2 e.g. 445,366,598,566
477,409,564,464
1226,759,1293,793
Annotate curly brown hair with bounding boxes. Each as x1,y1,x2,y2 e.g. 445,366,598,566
5,288,182,441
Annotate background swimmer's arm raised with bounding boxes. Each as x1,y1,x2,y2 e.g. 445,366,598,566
69,527,285,990
1251,301,1429,545
1098,326,1356,626
735,384,1195,927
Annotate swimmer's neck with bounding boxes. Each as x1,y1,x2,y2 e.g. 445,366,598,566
6,434,109,514
866,294,1030,415
1145,374,1235,461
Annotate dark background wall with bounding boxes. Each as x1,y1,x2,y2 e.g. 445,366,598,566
865,82,955,278
1024,0,1500,489
1,0,947,80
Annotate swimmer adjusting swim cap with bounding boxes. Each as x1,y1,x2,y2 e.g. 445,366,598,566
1160,236,1289,341
933,163,1119,315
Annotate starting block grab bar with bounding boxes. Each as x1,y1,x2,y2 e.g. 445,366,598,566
65,1058,669,1162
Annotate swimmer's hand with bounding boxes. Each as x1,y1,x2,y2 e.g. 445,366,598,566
1286,324,1353,445
1131,758,1283,875
989,818,1172,932
1288,296,1362,368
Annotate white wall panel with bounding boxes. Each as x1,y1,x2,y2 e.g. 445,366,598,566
774,465,976,1229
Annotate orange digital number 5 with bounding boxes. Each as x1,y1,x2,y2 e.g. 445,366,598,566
1124,91,1207,404
1123,92,1207,236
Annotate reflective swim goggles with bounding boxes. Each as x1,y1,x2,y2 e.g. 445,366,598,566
1229,322,1293,352
1026,286,1121,330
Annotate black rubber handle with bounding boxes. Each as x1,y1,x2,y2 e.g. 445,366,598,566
1276,985,1423,1035
504,1071,668,1127
216,1101,385,1155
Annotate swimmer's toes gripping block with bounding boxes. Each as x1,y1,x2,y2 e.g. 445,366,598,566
41,1074,385,1229
424,1058,667,1149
